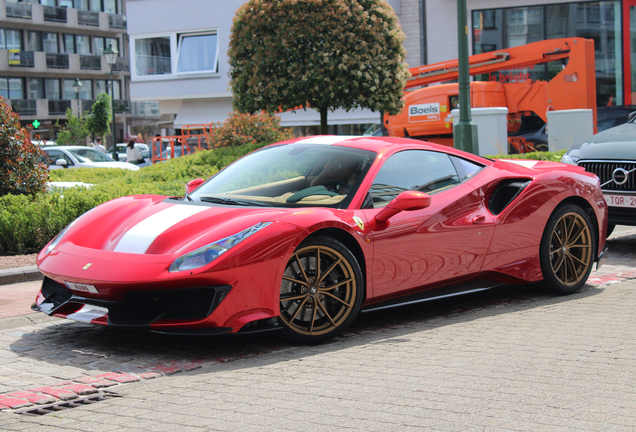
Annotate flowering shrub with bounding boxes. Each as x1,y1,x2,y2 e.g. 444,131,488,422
0,97,48,197
207,112,293,148
229,0,409,134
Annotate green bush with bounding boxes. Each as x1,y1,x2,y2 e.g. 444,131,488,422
0,97,48,196
0,141,270,255
485,150,567,162
206,112,293,148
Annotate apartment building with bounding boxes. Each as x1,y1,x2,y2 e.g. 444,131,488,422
0,0,142,146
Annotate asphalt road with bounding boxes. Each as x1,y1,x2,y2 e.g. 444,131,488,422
0,226,634,431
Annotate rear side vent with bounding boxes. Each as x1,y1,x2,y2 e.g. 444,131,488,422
488,179,531,215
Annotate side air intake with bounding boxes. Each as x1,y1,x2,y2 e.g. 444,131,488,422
488,179,531,215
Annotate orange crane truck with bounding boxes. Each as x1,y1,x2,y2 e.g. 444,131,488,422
385,38,597,152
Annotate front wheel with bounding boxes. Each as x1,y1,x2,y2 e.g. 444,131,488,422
278,237,363,343
539,204,596,295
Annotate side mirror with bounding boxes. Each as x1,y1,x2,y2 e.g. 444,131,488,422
628,111,636,123
55,159,68,168
185,178,204,195
375,191,431,223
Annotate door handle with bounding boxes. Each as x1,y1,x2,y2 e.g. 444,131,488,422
472,215,486,224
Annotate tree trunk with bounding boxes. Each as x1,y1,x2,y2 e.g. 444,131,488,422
319,106,329,135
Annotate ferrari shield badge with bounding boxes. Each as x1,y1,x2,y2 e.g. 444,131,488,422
82,263,92,270
353,216,365,231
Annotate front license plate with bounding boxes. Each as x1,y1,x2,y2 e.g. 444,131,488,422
604,194,636,208
65,281,99,294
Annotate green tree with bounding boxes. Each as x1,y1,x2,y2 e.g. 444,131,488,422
228,0,409,135
55,108,90,146
0,97,48,196
86,93,112,141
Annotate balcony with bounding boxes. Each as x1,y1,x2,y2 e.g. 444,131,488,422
111,56,130,72
109,13,127,29
8,51,35,68
6,2,32,19
80,55,101,71
78,10,99,26
113,99,130,113
11,100,37,116
46,53,69,69
48,100,71,115
80,99,96,113
43,5,67,23
131,101,160,117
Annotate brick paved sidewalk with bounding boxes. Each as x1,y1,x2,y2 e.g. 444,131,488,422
1,275,635,431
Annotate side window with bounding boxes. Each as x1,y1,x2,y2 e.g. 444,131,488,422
46,150,73,166
369,150,461,207
450,155,483,180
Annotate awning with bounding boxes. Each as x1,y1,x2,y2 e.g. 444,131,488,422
173,98,234,129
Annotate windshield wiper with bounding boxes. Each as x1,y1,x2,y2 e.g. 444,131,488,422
198,196,267,206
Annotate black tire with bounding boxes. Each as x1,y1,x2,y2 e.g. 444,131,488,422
539,204,596,295
278,236,363,343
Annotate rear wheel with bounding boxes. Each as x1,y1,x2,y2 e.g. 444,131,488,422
540,204,595,294
278,237,363,343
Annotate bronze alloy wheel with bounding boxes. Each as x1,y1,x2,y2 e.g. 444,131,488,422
540,204,596,295
279,238,363,342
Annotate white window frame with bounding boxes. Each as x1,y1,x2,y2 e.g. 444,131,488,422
130,29,219,82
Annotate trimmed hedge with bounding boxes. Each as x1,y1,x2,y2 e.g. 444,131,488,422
485,149,567,162
0,142,269,255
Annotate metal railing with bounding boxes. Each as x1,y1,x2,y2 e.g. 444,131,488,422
46,53,69,69
6,2,32,19
8,50,35,68
80,99,96,113
113,99,130,113
136,55,171,75
80,55,101,70
108,13,127,29
43,5,67,23
11,100,36,116
111,57,130,72
48,100,71,115
78,10,99,26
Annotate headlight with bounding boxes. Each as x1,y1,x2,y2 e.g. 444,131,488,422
560,152,579,165
169,222,271,272
45,221,77,255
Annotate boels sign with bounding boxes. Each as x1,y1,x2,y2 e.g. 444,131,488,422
408,102,440,123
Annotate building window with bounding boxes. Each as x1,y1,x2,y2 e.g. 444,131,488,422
96,79,107,95
103,0,116,14
64,78,92,99
26,30,42,51
1,29,22,51
28,77,45,99
95,79,119,99
473,1,622,107
135,37,171,76
45,78,60,100
43,32,58,53
63,34,75,54
94,36,104,55
76,35,90,54
176,33,218,73
75,0,89,10
0,78,24,100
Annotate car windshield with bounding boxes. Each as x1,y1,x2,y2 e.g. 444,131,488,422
67,148,115,163
189,144,376,208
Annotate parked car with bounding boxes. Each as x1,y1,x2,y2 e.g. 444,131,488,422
561,112,636,236
42,146,140,171
115,143,150,163
35,136,607,343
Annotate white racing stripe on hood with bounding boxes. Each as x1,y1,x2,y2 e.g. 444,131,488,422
501,159,538,168
113,204,208,254
295,136,359,145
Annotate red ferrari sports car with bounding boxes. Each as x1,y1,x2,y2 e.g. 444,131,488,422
35,136,608,343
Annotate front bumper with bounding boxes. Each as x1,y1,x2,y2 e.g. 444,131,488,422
33,276,232,331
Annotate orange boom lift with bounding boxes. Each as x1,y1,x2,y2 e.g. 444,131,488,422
385,38,597,151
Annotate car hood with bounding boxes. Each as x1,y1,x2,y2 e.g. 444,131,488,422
574,122,636,161
80,161,140,170
54,195,297,256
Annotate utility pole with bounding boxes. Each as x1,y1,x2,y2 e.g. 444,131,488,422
453,0,478,154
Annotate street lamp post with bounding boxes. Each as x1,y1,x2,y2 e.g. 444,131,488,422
454,0,478,154
103,44,119,160
73,78,83,117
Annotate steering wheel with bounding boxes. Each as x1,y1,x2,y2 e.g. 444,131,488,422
324,178,350,194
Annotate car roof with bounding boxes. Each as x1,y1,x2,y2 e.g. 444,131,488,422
43,146,96,150
276,136,492,164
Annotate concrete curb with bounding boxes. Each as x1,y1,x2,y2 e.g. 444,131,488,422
0,265,42,286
